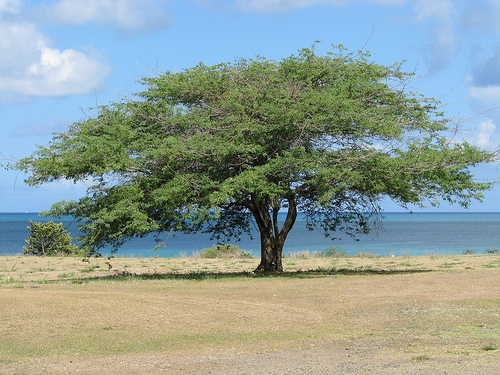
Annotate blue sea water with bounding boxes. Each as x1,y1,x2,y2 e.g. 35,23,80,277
1,212,500,257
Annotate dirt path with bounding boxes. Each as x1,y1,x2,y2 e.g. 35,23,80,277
3,341,499,374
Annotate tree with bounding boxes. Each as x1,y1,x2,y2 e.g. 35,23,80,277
12,45,496,271
24,221,81,256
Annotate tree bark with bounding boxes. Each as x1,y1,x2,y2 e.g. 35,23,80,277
247,194,297,273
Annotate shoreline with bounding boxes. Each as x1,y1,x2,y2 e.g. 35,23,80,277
4,212,500,258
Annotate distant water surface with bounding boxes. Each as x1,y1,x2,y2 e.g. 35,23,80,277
1,212,499,257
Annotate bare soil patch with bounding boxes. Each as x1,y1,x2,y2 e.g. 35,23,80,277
1,255,499,374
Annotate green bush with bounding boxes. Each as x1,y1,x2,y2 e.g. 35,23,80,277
319,246,347,258
484,247,499,254
200,244,253,259
23,221,82,256
462,249,476,255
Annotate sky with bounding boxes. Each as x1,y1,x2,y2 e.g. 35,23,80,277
1,0,500,213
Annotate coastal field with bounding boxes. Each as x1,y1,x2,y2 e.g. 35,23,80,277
1,254,500,374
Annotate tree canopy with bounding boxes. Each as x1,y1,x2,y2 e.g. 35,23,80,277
13,45,496,271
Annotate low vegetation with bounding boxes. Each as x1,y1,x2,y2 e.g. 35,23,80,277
200,244,254,259
1,253,499,374
23,220,82,256
2,253,500,284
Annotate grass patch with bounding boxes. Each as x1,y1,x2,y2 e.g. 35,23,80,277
0,276,18,284
57,272,76,278
26,267,57,273
0,264,18,272
482,264,499,269
79,265,100,273
481,345,498,351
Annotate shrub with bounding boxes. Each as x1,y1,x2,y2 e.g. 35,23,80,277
200,244,253,259
23,221,82,256
462,249,476,255
320,246,347,258
484,247,499,254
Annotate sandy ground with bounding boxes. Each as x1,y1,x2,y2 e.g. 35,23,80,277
1,255,499,374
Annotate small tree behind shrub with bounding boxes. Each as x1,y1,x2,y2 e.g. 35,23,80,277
23,220,81,256
200,244,253,259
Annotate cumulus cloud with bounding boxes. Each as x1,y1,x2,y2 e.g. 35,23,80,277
0,6,111,98
41,0,172,34
476,118,497,147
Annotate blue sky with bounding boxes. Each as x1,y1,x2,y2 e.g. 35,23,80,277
1,0,499,212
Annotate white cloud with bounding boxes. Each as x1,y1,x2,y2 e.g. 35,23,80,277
476,118,497,147
43,0,172,34
414,0,452,22
0,14,111,98
467,84,500,107
0,0,20,13
466,44,500,109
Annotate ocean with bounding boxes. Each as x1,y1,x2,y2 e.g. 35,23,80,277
1,212,500,257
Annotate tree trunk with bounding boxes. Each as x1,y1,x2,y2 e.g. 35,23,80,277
254,231,285,272
250,195,297,273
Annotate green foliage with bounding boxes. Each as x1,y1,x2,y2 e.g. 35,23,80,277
484,247,499,254
10,44,497,270
481,345,498,351
462,249,477,255
23,221,82,256
200,244,253,259
319,246,347,258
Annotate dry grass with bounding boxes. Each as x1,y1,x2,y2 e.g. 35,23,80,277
1,253,499,284
1,254,499,374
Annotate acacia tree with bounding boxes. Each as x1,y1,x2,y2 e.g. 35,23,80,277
13,46,496,271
